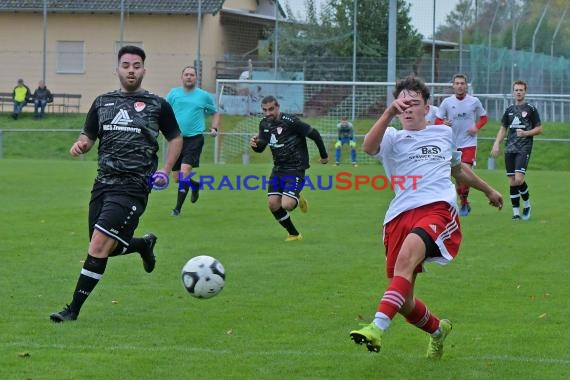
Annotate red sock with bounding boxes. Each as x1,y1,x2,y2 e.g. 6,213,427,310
377,276,412,319
405,298,440,334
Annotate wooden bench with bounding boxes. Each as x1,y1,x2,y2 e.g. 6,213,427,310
0,92,81,113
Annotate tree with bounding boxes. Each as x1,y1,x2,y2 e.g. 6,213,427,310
277,0,424,80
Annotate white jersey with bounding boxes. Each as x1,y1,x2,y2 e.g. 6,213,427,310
436,95,487,148
375,125,462,225
425,105,439,124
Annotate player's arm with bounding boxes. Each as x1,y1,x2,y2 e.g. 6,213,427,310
209,112,221,137
157,99,183,175
251,122,269,153
468,114,488,136
70,102,98,156
490,126,506,158
363,97,407,155
452,163,503,209
306,127,328,163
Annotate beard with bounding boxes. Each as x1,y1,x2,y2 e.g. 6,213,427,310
120,75,144,92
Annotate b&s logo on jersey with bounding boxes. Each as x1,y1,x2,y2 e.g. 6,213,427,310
409,145,445,162
134,102,146,112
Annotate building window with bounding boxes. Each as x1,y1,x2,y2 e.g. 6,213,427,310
57,41,85,74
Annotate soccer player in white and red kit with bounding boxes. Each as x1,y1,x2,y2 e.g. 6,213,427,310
435,74,488,216
349,76,503,358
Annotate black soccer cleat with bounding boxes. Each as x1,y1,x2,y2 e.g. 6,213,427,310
190,188,200,203
140,233,157,273
50,305,78,323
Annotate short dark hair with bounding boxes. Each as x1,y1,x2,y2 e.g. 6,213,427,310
393,76,430,103
181,66,196,75
117,45,146,63
513,79,527,90
452,73,468,83
261,95,279,107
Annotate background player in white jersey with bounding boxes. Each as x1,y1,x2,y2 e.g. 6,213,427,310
435,73,488,216
50,46,182,322
250,95,328,241
491,80,543,221
425,104,439,124
349,76,502,358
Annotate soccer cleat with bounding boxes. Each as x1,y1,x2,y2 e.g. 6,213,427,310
285,234,303,242
171,208,180,216
352,162,358,167
139,233,157,273
350,322,383,353
522,207,531,221
458,203,471,217
512,215,521,221
426,319,452,359
298,192,309,213
335,162,340,166
190,188,200,203
50,305,78,323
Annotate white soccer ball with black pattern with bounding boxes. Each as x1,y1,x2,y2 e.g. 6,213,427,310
181,255,225,299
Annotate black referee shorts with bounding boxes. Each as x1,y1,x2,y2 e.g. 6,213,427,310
173,135,205,171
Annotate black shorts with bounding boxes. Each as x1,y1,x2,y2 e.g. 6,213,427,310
267,170,305,201
173,135,205,171
88,182,148,248
505,151,531,176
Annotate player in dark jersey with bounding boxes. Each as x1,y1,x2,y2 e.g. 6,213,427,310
491,80,543,221
250,95,328,241
50,45,182,322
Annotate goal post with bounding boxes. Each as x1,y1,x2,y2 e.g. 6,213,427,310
215,79,453,165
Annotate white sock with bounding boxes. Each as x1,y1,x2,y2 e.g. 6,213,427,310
373,312,391,331
513,208,520,217
523,200,531,208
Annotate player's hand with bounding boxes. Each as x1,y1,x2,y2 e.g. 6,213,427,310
490,144,500,158
388,98,417,116
467,126,478,136
70,140,88,156
486,189,503,210
443,119,452,126
250,135,259,148
516,129,526,138
320,157,328,164
349,141,356,148
334,141,341,149
210,128,218,137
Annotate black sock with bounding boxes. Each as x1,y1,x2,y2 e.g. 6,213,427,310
272,208,299,236
510,185,520,208
519,182,530,202
69,254,108,314
189,178,200,191
175,182,190,210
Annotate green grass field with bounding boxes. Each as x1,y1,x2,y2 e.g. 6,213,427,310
1,156,569,379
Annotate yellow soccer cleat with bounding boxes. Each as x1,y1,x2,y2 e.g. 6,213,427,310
285,234,303,242
350,322,383,353
426,319,453,359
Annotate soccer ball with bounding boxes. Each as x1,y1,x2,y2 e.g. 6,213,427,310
181,255,225,299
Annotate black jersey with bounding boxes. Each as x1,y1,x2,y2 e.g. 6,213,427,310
83,90,180,189
257,113,313,172
501,103,541,153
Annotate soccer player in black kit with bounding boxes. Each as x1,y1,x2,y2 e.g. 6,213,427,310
250,95,328,241
491,80,543,221
50,46,182,322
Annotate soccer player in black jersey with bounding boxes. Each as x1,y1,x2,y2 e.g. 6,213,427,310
250,95,328,241
491,80,543,221
50,46,182,322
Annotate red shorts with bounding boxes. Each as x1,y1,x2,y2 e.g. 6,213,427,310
382,201,462,278
458,146,477,165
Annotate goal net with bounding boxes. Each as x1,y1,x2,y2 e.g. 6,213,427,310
215,79,453,165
